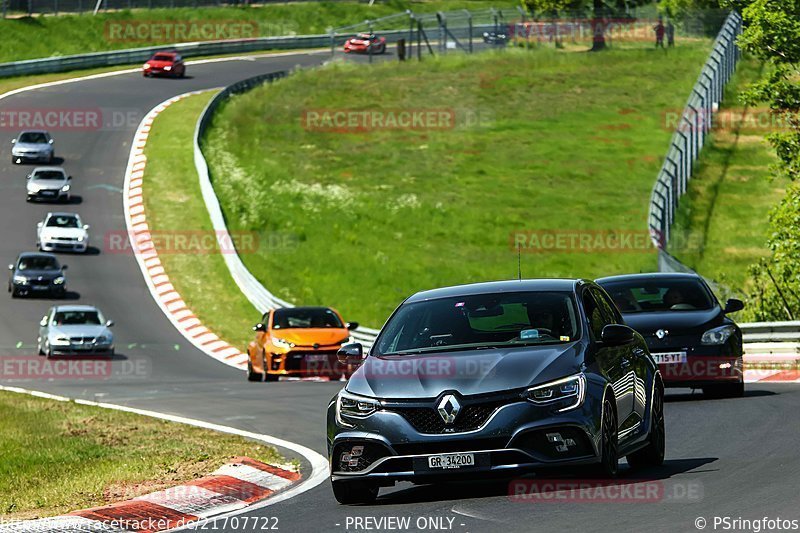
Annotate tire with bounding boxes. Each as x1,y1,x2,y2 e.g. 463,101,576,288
331,479,378,505
264,372,279,382
704,382,744,399
10,287,19,298
37,338,44,356
627,383,665,469
45,342,53,359
247,362,263,382
589,398,619,478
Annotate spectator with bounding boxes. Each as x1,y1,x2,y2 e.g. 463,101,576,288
666,20,675,47
654,18,665,48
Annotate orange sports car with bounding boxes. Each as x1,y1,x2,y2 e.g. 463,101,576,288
246,306,360,382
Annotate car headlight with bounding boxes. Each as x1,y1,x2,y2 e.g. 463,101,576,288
97,334,112,344
701,325,736,345
13,275,28,284
27,184,39,193
336,390,381,426
77,235,85,242
164,65,172,71
61,185,70,192
53,276,65,285
524,373,586,412
143,63,151,69
272,337,295,349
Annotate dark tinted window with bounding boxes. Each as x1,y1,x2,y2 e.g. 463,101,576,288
593,288,621,324
582,290,609,340
375,291,580,356
32,170,65,180
18,256,59,271
53,311,101,325
599,278,716,313
272,308,343,329
19,132,48,143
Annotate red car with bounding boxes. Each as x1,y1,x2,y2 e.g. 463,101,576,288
344,33,387,54
143,52,186,78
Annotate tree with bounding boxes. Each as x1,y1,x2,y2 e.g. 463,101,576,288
523,0,650,51
723,0,800,319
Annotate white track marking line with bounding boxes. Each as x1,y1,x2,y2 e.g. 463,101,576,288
0,384,329,529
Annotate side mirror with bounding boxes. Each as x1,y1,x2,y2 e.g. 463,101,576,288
61,265,68,270
105,320,114,327
252,322,267,332
600,324,635,346
11,139,15,144
68,176,73,180
8,264,14,270
347,322,359,331
337,343,363,364
37,222,43,227
40,316,48,327
83,225,90,230
48,139,54,144
724,298,744,314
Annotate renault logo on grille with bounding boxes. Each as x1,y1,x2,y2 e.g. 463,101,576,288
656,329,669,339
437,394,461,425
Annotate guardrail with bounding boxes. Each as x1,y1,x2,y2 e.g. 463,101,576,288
647,11,742,249
193,71,382,347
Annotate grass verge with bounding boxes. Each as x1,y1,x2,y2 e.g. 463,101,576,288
0,390,283,519
668,57,788,310
142,90,259,349
203,43,714,327
0,1,516,64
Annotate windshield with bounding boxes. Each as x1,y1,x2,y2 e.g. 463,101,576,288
33,170,65,180
53,311,101,326
19,132,48,143
272,308,344,329
598,278,716,313
375,291,580,356
46,215,79,228
18,256,59,271
152,54,174,61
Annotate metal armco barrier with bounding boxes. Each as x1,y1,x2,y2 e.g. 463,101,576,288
647,11,742,250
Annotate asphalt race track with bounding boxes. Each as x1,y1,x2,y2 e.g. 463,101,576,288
1,51,799,533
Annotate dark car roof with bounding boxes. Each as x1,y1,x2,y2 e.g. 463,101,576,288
17,251,57,259
596,272,703,284
405,279,583,304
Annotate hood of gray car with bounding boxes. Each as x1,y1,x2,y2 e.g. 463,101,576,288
14,142,50,151
48,325,110,338
345,342,584,399
29,177,67,190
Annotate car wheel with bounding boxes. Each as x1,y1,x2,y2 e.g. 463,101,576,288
331,479,378,505
37,338,44,356
247,362,264,382
627,383,665,468
10,287,18,298
264,372,279,382
45,342,53,359
590,398,619,478
704,382,744,398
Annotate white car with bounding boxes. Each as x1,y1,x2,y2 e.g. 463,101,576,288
37,212,89,253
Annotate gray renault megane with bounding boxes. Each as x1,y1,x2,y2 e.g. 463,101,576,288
327,279,665,504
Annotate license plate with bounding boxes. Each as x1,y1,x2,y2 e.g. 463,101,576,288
41,190,56,196
306,354,328,362
427,453,475,469
653,351,687,364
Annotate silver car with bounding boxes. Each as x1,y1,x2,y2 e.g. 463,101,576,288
38,305,115,358
26,166,72,202
11,130,55,164
37,212,90,253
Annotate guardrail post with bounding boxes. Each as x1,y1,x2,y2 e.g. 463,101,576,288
464,9,473,53
329,28,335,58
437,12,446,54
1,0,5,18
408,11,415,60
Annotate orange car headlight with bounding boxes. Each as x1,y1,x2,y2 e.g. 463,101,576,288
272,337,295,350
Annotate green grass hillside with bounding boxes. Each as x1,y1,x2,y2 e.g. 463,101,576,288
203,44,714,327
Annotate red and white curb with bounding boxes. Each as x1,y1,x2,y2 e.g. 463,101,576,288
744,368,800,383
122,91,249,372
0,458,300,532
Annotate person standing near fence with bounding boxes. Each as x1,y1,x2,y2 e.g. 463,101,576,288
666,20,675,47
654,18,665,48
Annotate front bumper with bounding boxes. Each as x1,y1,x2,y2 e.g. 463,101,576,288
27,189,69,201
12,151,52,162
49,343,114,356
12,280,65,295
260,348,349,378
40,239,88,253
327,390,603,484
648,341,743,385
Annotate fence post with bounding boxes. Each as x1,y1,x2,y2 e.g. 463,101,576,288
437,12,446,54
464,9,472,53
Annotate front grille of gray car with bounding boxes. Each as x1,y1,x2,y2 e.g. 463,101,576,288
392,399,510,434
69,336,96,344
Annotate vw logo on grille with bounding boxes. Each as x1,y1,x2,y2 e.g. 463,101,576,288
656,329,669,339
437,394,461,425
